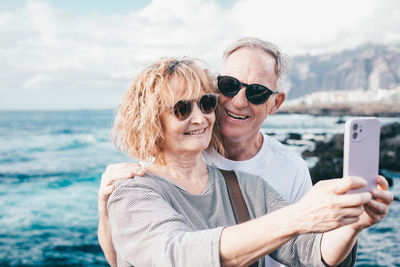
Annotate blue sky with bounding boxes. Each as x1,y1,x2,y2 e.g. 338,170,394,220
1,0,236,14
1,0,151,13
53,0,236,13
1,0,399,110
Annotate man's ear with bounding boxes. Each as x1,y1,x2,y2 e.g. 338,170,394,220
269,92,285,115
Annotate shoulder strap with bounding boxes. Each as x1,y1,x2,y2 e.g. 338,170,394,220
219,169,251,224
220,169,259,267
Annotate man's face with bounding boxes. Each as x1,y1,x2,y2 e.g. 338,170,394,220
217,47,284,143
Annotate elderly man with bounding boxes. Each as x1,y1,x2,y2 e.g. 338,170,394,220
98,37,392,266
202,38,310,205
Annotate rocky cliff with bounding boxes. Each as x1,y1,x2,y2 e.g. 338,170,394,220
286,44,400,99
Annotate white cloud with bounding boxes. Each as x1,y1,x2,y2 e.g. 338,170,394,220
229,0,400,54
0,0,399,110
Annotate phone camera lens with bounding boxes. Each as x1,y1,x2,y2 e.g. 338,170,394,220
352,132,358,139
353,123,358,131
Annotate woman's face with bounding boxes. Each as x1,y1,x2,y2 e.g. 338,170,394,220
161,78,215,158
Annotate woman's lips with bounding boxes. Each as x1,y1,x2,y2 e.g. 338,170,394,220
184,128,206,135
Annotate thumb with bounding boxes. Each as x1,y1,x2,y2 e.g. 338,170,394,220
335,176,367,194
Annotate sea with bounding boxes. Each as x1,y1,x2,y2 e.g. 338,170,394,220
0,110,399,267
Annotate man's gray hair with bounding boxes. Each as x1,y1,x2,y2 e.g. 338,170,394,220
223,37,290,91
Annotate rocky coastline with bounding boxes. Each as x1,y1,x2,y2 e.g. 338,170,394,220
279,102,400,117
279,86,400,117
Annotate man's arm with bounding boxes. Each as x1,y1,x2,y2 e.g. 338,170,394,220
97,163,145,266
98,211,117,267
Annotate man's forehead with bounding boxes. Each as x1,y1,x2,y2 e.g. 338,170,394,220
223,48,276,73
222,47,278,87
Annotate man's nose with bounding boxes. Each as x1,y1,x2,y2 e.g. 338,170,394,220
231,87,248,108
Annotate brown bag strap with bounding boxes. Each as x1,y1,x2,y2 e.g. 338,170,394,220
219,169,251,224
220,169,259,267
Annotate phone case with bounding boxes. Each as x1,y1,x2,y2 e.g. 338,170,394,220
343,117,380,193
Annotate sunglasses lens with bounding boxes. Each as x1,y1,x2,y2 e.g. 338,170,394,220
173,100,192,120
246,84,272,104
218,76,240,97
199,94,217,114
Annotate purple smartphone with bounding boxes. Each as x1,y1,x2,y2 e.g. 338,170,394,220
343,117,380,193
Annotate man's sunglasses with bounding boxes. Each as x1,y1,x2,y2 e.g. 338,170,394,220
167,93,219,121
217,75,278,105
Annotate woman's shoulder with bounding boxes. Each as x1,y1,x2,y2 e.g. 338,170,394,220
210,166,263,185
234,170,270,193
210,166,277,192
234,170,264,181
224,169,265,188
233,170,286,204
111,173,174,199
107,174,177,221
212,167,266,194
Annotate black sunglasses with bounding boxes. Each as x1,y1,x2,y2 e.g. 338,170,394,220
167,93,219,121
217,75,278,105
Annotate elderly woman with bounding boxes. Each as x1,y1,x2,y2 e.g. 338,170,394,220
107,57,389,267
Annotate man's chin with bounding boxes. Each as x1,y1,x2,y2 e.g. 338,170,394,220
220,125,247,140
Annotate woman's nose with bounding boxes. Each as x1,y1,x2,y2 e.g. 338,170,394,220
189,103,207,123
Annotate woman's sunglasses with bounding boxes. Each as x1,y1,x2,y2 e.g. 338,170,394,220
167,93,219,121
217,75,278,105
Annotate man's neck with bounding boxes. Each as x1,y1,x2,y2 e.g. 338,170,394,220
223,131,264,161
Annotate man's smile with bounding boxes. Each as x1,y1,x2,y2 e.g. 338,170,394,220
226,109,250,120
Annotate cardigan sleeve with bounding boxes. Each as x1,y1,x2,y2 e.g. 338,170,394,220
108,181,223,267
261,181,356,267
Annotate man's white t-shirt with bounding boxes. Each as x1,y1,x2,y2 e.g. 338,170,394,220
202,133,312,267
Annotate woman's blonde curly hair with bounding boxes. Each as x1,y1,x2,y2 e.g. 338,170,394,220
112,57,224,165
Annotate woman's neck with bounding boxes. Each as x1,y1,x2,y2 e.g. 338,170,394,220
148,153,209,195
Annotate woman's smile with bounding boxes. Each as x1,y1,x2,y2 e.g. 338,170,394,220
184,127,207,135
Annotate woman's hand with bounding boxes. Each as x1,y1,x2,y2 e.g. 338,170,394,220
291,176,372,234
98,162,145,213
350,175,393,230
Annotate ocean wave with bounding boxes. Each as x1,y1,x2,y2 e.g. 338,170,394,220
0,156,33,164
0,171,98,185
57,139,93,151
0,171,80,180
0,226,107,266
51,133,110,151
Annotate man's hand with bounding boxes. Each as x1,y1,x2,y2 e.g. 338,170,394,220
98,162,145,213
97,162,146,267
350,175,393,230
